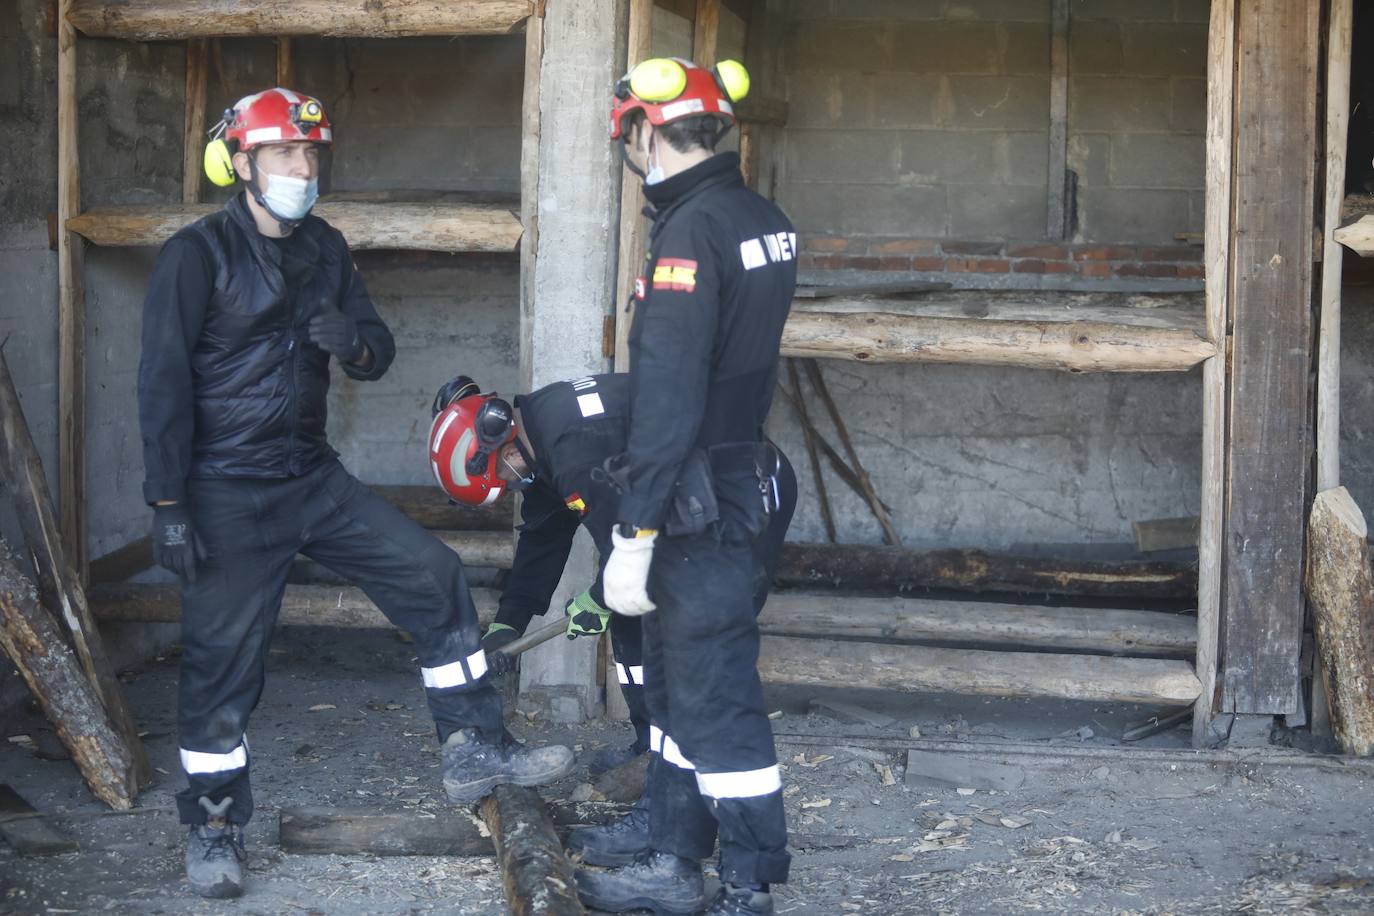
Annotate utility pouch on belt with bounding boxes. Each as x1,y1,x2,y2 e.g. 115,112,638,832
664,448,720,538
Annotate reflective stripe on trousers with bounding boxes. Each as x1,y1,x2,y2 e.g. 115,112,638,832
421,649,489,689
181,738,249,775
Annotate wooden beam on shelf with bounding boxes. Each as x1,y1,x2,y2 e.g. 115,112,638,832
370,485,513,531
1334,216,1374,258
182,38,208,205
613,0,654,372
67,0,534,40
67,201,523,252
757,636,1203,706
57,0,86,582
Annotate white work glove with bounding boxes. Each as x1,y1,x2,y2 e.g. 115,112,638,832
603,529,658,616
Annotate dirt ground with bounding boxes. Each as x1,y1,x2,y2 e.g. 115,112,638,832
2,625,1373,915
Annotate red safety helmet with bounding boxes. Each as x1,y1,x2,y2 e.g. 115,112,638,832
224,87,333,151
609,58,749,140
428,376,518,507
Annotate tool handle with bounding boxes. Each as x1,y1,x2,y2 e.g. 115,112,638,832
500,618,568,658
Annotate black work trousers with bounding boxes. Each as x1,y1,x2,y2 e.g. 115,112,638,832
640,461,796,887
174,460,503,825
610,613,651,754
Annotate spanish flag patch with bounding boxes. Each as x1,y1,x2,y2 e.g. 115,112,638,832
565,493,587,514
651,258,698,292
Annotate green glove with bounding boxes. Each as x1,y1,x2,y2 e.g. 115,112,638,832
565,588,610,639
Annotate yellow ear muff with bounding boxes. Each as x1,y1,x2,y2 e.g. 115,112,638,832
629,58,688,103
203,138,236,187
715,59,750,103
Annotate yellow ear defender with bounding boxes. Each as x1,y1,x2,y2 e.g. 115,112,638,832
628,58,689,103
203,137,236,187
714,59,750,102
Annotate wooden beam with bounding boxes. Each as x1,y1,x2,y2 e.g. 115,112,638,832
1195,0,1235,746
280,806,489,857
67,201,524,252
775,542,1196,599
182,39,208,204
757,636,1203,706
480,785,585,916
613,0,654,372
0,544,137,809
0,350,150,790
1304,488,1374,755
275,36,292,87
1221,0,1320,715
67,0,533,39
1334,215,1374,257
692,0,720,67
371,485,513,531
89,536,154,584
1046,0,1070,238
735,95,787,128
57,0,86,581
1318,0,1353,490
0,785,79,857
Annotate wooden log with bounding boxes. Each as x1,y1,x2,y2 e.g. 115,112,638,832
0,543,136,809
592,752,649,804
89,582,501,628
1304,488,1374,755
1132,516,1200,553
435,530,516,568
371,485,513,531
280,806,489,857
480,785,585,916
613,0,654,371
757,636,1203,706
0,351,149,790
67,0,533,39
89,536,154,584
1335,215,1374,258
0,785,79,856
774,542,1196,599
67,201,524,252
182,39,208,204
757,594,1197,657
57,0,86,580
780,309,1216,373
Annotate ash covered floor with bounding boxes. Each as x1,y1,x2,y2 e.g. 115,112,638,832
2,625,1373,914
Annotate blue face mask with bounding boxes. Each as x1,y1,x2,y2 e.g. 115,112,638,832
261,172,319,221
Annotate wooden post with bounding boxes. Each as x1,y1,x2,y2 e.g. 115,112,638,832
1304,488,1374,755
0,350,150,788
692,0,720,67
1221,0,1320,716
1195,0,1236,746
480,785,585,916
613,0,654,371
0,542,136,810
275,37,293,87
57,0,87,580
183,39,208,204
1046,0,1070,239
785,361,836,543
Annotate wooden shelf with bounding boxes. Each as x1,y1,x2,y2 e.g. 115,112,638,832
67,0,533,40
782,290,1214,373
66,200,523,253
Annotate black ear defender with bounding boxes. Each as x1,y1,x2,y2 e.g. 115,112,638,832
465,396,515,476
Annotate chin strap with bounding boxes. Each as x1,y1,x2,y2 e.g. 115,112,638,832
245,152,302,234
618,136,647,180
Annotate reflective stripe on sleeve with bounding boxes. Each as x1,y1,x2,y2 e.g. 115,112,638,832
649,724,696,771
180,741,248,775
421,649,489,689
695,765,783,799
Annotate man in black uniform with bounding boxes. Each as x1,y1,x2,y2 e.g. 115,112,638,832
572,59,799,916
429,372,796,869
137,88,572,900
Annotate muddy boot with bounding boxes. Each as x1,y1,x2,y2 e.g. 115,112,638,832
568,791,650,865
586,742,644,776
704,883,774,915
184,797,245,899
441,728,575,803
575,850,706,915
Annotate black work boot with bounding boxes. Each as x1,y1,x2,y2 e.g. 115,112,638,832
184,797,245,899
441,728,575,803
568,792,650,865
575,849,706,915
705,883,775,915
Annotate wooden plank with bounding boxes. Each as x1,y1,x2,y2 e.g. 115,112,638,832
89,536,154,584
1318,0,1353,490
0,785,79,856
0,544,136,810
1335,215,1374,256
793,281,950,300
1195,0,1235,746
692,0,720,67
1132,516,1200,553
480,785,585,916
67,0,534,39
735,94,787,128
1304,488,1374,755
182,39,208,204
57,0,86,581
280,806,489,857
775,542,1195,599
903,750,1025,792
0,350,150,790
614,0,654,372
757,636,1203,706
371,484,513,531
275,36,292,87
67,201,524,252
1046,0,1070,239
1221,0,1320,715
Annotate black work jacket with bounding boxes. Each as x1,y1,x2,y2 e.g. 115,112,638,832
617,152,797,531
138,193,394,504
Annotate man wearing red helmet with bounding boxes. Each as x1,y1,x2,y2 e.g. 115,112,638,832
571,59,799,916
137,88,572,901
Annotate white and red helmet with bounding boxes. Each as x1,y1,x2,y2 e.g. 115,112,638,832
224,87,333,151
428,376,518,507
609,57,749,140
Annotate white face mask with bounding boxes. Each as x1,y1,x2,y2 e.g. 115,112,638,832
261,172,319,221
643,132,666,185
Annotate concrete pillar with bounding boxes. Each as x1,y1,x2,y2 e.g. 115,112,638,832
517,1,627,722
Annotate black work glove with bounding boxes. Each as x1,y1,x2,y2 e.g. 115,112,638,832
482,623,521,677
306,305,365,364
151,503,206,586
